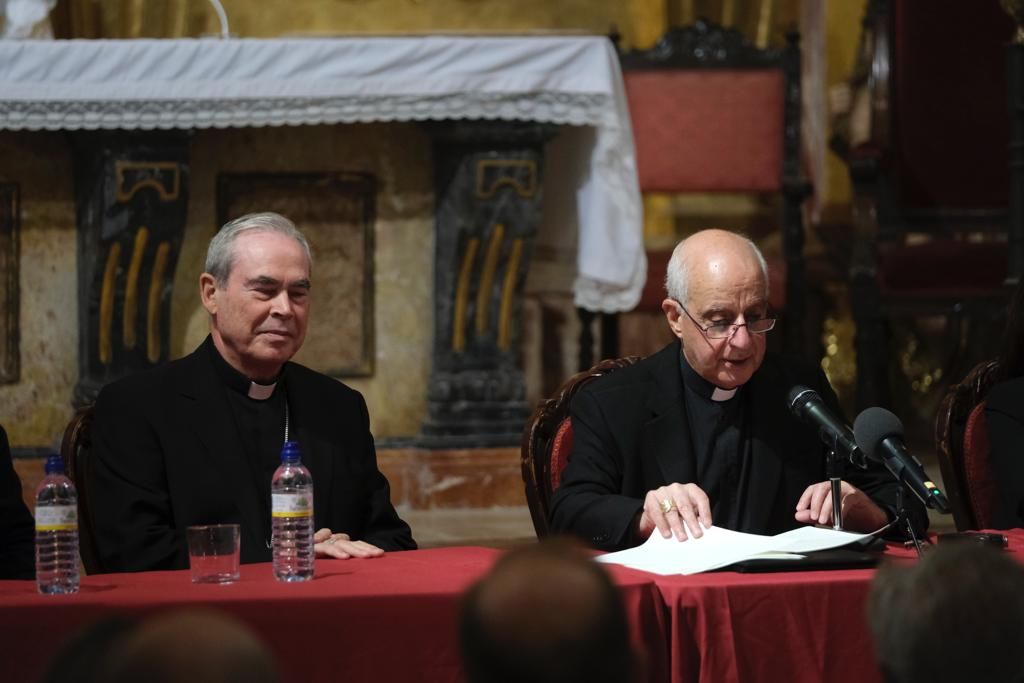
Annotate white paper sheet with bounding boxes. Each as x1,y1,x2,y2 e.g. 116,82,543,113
595,525,874,576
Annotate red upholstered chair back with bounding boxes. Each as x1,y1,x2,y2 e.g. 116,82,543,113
935,360,1002,530
626,69,783,194
521,357,639,538
60,404,100,574
619,21,808,355
963,402,997,529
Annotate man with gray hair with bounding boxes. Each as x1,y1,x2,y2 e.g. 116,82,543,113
550,229,925,550
92,212,414,572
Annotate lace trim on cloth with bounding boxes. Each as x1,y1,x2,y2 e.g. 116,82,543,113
0,92,607,131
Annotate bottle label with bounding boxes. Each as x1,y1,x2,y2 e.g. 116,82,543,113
36,505,78,532
272,493,313,518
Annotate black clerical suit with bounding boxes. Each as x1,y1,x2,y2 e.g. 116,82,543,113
549,341,927,551
985,377,1024,528
0,424,35,579
92,338,415,573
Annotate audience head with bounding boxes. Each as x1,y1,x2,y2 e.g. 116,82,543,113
103,609,280,683
662,229,771,389
867,542,1024,683
460,539,635,683
200,212,313,381
42,616,138,683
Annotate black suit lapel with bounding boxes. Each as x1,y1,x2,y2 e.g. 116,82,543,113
641,343,697,487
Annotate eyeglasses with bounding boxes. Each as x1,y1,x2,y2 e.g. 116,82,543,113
676,302,777,339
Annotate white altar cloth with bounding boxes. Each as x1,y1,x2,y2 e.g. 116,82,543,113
0,36,644,312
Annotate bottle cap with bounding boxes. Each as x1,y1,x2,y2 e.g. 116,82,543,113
44,454,64,475
280,440,301,463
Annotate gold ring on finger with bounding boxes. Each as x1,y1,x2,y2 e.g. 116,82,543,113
659,498,675,515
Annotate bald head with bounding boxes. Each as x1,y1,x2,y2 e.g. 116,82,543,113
662,229,771,389
665,229,768,306
460,541,634,683
104,610,280,683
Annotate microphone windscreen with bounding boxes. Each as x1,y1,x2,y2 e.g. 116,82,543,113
787,385,817,412
853,407,904,461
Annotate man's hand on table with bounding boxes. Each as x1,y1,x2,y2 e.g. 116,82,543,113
638,483,712,542
794,480,889,532
313,528,385,559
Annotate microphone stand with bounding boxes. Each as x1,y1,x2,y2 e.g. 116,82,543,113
894,487,924,558
826,434,843,531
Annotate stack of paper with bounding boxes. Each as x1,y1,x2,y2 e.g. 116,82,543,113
596,525,874,575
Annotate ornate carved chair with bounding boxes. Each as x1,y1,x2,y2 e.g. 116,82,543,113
597,19,810,366
520,356,639,538
935,360,1002,530
840,0,1020,410
60,404,100,574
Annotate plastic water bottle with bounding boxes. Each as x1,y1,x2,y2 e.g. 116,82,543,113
35,454,80,595
271,441,314,582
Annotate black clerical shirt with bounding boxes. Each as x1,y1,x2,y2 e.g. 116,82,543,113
205,337,288,545
679,355,755,531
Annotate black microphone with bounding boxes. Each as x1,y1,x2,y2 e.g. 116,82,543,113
787,385,865,467
853,407,950,513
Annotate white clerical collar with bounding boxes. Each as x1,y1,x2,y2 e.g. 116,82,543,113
711,386,738,402
679,350,741,403
248,381,277,401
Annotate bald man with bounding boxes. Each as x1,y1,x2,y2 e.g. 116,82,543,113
550,229,926,551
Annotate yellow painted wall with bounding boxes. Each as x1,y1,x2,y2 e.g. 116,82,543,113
56,0,804,50
823,0,869,214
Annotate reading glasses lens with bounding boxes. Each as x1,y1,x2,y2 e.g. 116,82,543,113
705,318,776,339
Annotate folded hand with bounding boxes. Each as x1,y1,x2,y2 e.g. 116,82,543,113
313,528,385,559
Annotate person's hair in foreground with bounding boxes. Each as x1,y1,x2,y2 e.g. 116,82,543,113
104,609,280,683
867,542,1024,683
460,539,636,683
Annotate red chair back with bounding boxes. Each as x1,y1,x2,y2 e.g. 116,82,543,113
60,404,100,574
521,357,639,538
935,360,1002,530
963,402,997,529
626,69,783,193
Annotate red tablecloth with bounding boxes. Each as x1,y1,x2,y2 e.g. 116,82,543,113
0,546,668,683
649,529,1024,683
655,567,882,683
3,532,1020,683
